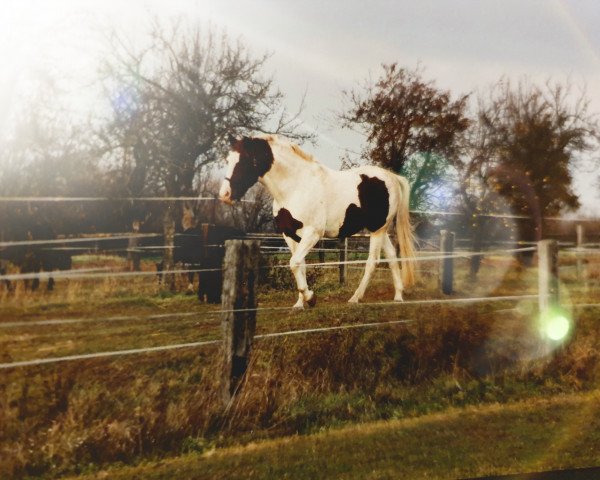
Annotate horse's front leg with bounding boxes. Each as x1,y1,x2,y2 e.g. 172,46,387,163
186,270,195,294
282,235,304,308
287,228,321,309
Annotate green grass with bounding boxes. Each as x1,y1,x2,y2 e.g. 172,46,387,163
66,391,600,480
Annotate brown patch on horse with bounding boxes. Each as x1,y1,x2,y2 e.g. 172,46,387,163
274,208,303,242
229,137,274,200
338,174,389,238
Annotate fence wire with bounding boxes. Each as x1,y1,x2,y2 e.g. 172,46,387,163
6,293,587,370
0,267,220,282
0,233,161,248
0,243,535,282
0,293,539,330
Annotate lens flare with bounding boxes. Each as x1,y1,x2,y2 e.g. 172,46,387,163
545,315,570,341
539,308,572,342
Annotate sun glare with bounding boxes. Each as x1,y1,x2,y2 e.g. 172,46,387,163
0,3,98,107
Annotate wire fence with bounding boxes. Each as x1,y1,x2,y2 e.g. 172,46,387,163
0,244,538,282
2,220,597,283
0,196,240,203
0,294,542,369
0,233,161,249
1,195,598,223
1,239,598,370
1,194,599,373
4,296,599,370
0,317,417,369
0,293,541,330
0,267,221,282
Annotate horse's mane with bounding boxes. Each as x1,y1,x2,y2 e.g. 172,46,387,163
290,144,315,163
259,134,316,163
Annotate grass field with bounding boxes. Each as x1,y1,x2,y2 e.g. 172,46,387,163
1,248,599,478
66,391,600,480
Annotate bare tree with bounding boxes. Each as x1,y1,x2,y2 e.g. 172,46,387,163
459,77,599,254
339,63,469,209
98,20,310,288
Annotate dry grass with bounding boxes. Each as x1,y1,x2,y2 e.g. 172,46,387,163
0,251,599,478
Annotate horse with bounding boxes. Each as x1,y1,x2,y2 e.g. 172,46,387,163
156,202,243,303
218,134,416,308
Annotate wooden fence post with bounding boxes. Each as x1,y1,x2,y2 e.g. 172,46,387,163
339,238,348,285
576,224,584,281
221,239,260,406
440,230,455,295
576,224,585,247
162,201,176,292
537,239,559,313
127,220,141,272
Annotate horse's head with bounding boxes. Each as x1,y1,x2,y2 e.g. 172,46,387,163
219,135,274,204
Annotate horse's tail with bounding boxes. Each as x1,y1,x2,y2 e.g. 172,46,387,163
395,175,416,287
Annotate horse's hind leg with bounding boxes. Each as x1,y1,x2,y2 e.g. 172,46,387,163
382,233,404,301
348,230,385,303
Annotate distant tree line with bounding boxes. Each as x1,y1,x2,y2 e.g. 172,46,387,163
1,17,599,271
340,64,599,259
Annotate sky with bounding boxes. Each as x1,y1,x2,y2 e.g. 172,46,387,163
1,0,599,213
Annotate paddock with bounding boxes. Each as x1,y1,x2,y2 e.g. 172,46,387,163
1,196,600,478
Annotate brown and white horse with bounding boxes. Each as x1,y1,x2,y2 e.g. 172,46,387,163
219,134,416,308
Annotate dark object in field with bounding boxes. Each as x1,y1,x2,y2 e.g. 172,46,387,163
0,260,10,291
0,217,72,291
157,224,243,303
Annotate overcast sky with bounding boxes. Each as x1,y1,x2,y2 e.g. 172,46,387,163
1,0,599,213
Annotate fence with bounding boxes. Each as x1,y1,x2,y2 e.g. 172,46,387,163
1,196,599,406
2,235,598,404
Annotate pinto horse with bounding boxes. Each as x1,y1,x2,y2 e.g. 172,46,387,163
219,134,416,308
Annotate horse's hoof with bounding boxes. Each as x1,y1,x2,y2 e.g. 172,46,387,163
306,292,317,308
292,301,305,310
394,293,404,302
348,296,359,304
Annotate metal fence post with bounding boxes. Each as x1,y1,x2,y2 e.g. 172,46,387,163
440,230,455,295
537,239,559,313
339,238,348,285
221,239,260,406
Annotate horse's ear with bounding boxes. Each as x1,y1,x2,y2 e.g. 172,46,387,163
227,134,237,148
